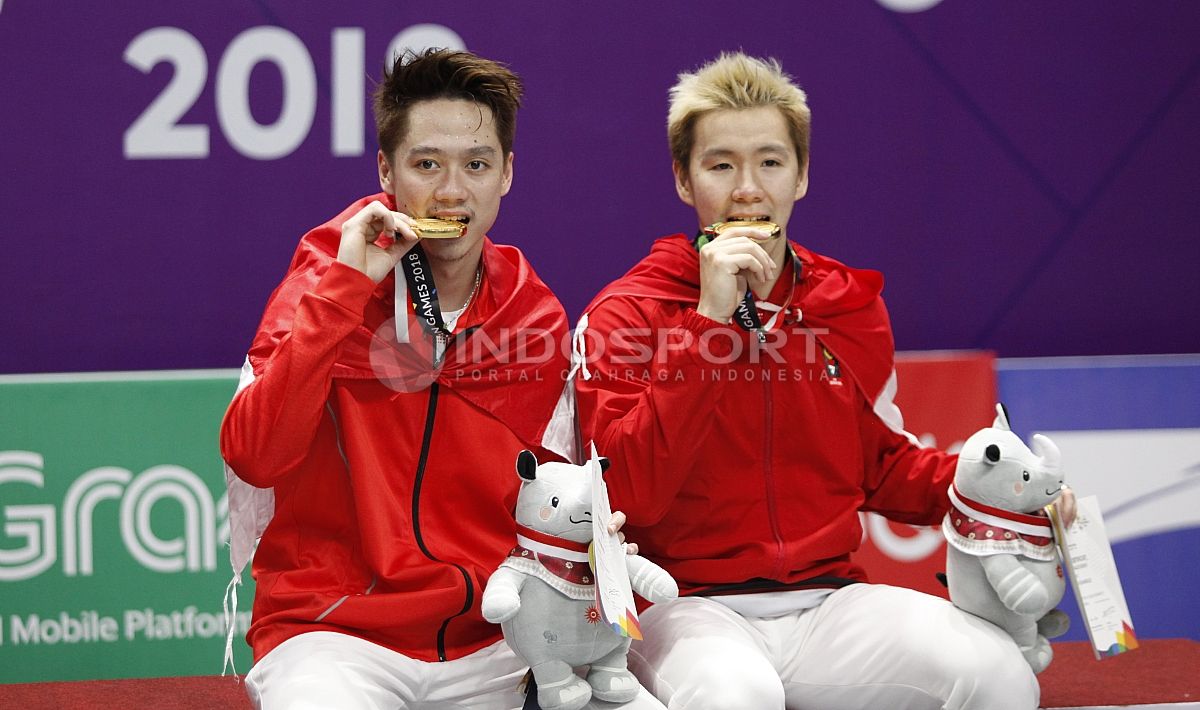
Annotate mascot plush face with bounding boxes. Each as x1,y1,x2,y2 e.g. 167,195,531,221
956,405,1064,513
514,450,608,544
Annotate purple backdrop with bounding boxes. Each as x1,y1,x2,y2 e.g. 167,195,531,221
2,1,1198,374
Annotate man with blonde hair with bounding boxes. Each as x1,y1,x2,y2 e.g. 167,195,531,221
575,52,1074,709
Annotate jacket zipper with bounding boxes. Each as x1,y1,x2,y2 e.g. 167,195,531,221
762,374,786,579
411,382,475,662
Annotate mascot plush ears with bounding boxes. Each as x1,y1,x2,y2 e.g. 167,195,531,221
516,449,609,480
943,404,1069,673
980,404,1020,464
482,450,676,710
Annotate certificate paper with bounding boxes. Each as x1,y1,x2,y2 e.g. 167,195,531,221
1050,495,1138,659
588,443,643,640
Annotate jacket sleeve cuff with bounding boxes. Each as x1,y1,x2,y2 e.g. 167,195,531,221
679,308,735,360
314,260,377,316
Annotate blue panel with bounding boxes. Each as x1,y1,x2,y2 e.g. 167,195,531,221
1053,527,1200,643
996,355,1200,642
997,356,1200,436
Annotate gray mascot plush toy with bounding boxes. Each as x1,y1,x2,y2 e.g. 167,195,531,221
943,403,1070,673
482,450,678,710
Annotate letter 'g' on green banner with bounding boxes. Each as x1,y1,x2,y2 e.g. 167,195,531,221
0,370,254,682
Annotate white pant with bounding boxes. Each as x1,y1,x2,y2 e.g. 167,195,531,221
245,631,665,710
627,584,1040,710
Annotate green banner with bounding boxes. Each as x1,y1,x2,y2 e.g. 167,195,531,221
0,370,255,683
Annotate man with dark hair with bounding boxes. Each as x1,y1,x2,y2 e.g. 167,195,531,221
576,52,1075,710
220,49,652,709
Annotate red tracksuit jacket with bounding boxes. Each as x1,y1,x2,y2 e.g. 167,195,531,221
576,234,956,597
220,194,570,662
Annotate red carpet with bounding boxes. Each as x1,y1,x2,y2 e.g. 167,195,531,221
0,640,1195,709
1040,639,1200,709
0,674,253,709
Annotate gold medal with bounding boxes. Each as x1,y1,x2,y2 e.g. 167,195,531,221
703,220,781,240
412,218,467,239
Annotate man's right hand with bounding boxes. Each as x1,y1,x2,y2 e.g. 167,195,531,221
337,200,421,284
695,229,778,322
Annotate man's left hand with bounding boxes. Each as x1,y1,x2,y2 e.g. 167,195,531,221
608,510,639,555
1057,486,1078,528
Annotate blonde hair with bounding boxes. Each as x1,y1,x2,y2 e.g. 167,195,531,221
667,52,811,169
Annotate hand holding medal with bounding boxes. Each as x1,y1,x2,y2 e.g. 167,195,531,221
337,200,423,284
694,220,781,325
338,206,471,284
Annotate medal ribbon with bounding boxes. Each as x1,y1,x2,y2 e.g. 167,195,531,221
400,244,453,341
